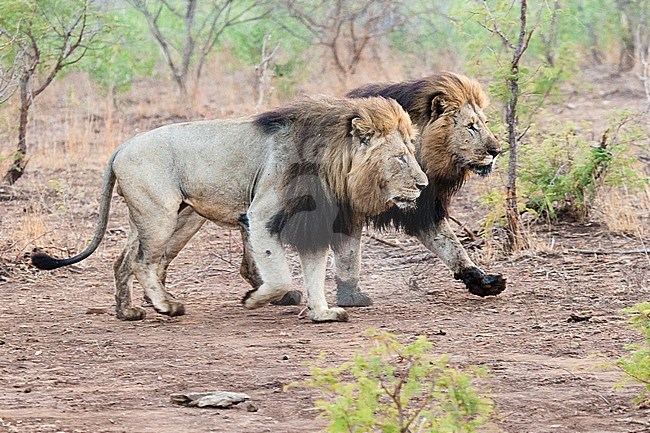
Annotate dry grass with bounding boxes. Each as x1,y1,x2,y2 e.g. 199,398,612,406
595,185,650,236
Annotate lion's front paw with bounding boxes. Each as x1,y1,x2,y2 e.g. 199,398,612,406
455,268,507,297
242,287,287,309
336,290,373,307
308,307,349,322
335,277,373,307
154,300,186,317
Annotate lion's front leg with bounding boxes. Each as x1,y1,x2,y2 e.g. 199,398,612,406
299,249,349,322
239,224,303,306
241,200,293,309
239,225,264,290
415,218,506,297
332,223,373,307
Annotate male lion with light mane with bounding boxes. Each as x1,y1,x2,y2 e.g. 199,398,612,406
32,96,428,322
242,72,507,307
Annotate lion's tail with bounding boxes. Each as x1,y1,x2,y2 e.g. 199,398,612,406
31,151,119,270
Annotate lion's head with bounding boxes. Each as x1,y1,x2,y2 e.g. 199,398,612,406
257,95,427,252
348,72,501,182
345,97,428,215
418,73,501,179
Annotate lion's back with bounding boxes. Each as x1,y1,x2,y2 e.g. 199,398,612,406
111,117,281,223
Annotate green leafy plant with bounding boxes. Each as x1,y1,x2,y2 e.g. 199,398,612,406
294,330,493,433
616,302,650,405
518,113,646,221
77,5,157,95
220,15,310,100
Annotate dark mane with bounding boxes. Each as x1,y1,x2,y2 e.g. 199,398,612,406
265,162,356,254
348,72,485,234
347,78,439,127
367,175,465,235
254,109,294,134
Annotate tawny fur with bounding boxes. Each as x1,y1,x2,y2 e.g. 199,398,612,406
240,75,507,309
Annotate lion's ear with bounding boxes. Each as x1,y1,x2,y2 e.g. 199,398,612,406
351,117,374,145
430,95,448,120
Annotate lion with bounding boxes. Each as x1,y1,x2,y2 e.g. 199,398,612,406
241,72,507,307
31,95,428,322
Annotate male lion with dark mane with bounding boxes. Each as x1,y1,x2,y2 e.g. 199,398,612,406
242,72,507,307
32,96,428,322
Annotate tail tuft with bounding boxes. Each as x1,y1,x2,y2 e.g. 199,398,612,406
31,252,64,270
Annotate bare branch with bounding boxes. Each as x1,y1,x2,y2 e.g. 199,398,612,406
281,0,401,82
481,0,514,49
130,0,270,96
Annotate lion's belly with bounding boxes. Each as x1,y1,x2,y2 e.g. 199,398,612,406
185,195,248,228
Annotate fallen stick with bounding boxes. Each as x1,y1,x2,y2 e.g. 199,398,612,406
448,215,478,241
568,248,650,255
365,233,405,250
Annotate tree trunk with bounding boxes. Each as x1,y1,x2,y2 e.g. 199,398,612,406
3,72,31,185
504,71,528,251
619,10,636,72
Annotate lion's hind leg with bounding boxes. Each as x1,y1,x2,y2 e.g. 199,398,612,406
126,204,187,318
158,207,206,285
113,218,147,321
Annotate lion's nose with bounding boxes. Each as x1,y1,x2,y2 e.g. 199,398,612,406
487,147,500,158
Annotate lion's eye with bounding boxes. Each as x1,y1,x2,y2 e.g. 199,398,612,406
467,124,478,134
397,154,407,164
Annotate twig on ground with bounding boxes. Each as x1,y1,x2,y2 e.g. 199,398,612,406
448,215,477,241
365,233,405,250
568,248,650,255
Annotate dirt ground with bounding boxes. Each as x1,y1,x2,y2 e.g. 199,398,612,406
1,68,650,433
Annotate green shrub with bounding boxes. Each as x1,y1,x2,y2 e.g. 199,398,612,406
617,302,650,405
518,113,646,221
295,330,493,433
77,5,157,94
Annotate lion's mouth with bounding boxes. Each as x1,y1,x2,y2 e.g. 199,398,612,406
469,163,493,176
390,194,419,210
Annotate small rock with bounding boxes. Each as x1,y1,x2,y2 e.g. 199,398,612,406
246,403,258,412
171,391,250,408
282,355,289,360
568,312,592,323
86,307,108,315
